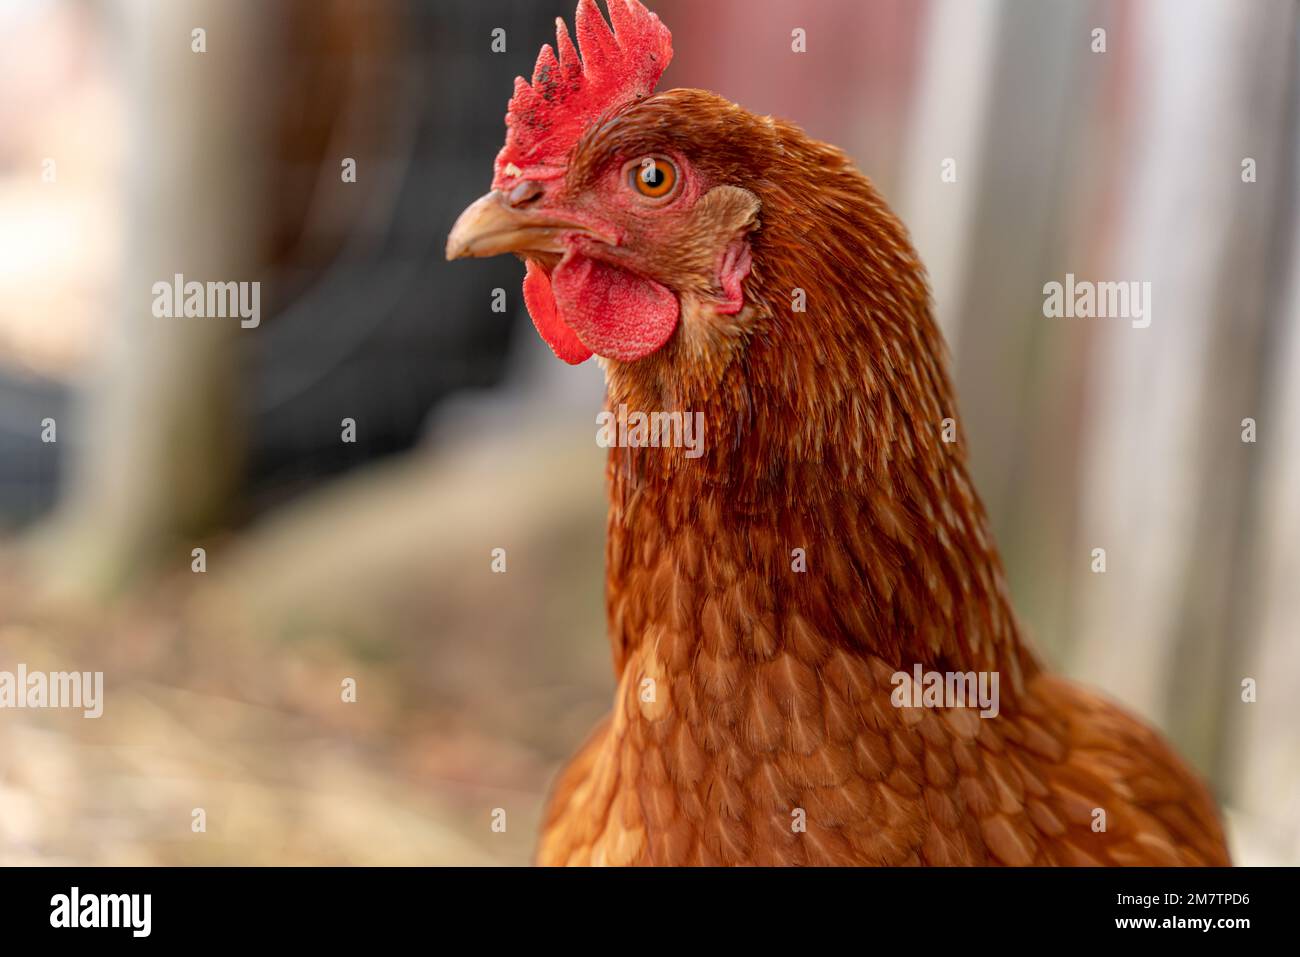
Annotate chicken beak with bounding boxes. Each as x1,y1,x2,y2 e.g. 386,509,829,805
446,190,598,261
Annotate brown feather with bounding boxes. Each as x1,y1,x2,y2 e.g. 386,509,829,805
535,88,1230,867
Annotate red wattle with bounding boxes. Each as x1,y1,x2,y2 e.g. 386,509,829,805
522,259,592,364
551,254,679,362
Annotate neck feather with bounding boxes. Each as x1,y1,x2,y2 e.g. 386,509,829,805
600,140,1035,699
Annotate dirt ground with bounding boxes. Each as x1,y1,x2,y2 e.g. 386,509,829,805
0,429,614,865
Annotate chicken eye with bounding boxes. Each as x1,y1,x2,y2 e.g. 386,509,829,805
629,157,678,199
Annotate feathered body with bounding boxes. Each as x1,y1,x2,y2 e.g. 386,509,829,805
448,0,1230,866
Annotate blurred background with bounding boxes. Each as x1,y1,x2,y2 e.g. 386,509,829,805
0,0,1296,865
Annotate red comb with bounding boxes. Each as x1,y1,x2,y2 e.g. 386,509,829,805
493,0,673,185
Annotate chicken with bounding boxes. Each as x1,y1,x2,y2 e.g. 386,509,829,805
446,0,1230,866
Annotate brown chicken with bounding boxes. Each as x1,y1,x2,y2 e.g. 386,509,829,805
446,0,1230,866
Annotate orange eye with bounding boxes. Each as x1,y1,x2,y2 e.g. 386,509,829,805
629,157,678,199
